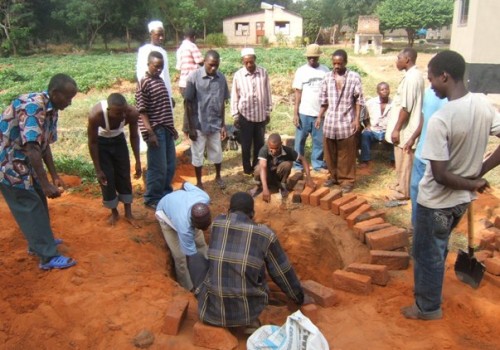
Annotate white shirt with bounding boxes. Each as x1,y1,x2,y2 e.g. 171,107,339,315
136,43,173,101
364,96,392,132
292,63,329,116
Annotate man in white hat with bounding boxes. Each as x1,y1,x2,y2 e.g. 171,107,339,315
292,44,329,173
136,20,174,108
231,47,272,176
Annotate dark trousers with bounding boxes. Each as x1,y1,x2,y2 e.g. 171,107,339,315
98,134,132,209
254,161,293,189
180,87,189,134
239,116,266,174
323,134,357,187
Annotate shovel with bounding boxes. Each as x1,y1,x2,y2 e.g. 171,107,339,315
454,202,485,289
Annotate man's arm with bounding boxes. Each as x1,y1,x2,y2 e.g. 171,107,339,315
480,141,500,177
87,106,108,185
403,113,423,152
230,74,241,128
315,105,328,129
41,143,65,189
431,160,489,193
24,143,61,198
259,158,271,202
293,89,302,128
391,107,410,145
297,154,315,188
184,79,198,141
264,70,272,123
127,106,142,179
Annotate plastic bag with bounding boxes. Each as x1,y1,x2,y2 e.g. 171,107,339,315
247,310,329,350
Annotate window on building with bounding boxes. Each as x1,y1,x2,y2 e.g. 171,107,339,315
459,0,469,25
274,21,290,35
235,22,250,36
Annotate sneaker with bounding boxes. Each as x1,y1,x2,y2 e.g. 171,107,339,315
400,304,442,320
215,178,226,189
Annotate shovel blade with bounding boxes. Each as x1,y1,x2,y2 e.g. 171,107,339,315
454,249,485,289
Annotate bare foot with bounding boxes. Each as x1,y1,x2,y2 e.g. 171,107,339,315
125,214,141,228
107,211,120,226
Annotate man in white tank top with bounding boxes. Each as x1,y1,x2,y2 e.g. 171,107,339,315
88,93,142,226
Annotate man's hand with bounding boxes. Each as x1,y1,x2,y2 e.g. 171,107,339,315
220,126,227,140
233,115,241,129
473,178,490,193
147,132,159,147
262,188,271,203
293,114,300,128
352,120,361,134
265,115,270,125
305,176,315,189
188,129,198,142
53,175,66,190
42,183,62,199
391,129,400,145
134,163,142,179
362,125,372,133
314,118,322,129
403,137,416,153
96,170,108,186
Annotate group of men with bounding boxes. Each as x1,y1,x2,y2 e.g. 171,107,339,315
1,17,500,333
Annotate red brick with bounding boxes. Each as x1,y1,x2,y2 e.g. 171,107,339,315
365,227,409,251
353,217,385,237
192,322,238,350
483,271,500,288
319,189,342,210
331,194,357,215
301,304,319,323
300,186,315,205
346,204,372,228
163,298,189,335
484,257,500,276
293,180,306,192
370,250,410,270
496,234,500,251
346,263,389,286
331,270,373,294
352,209,386,225
479,228,499,251
287,172,304,190
301,280,339,307
339,198,368,219
355,223,392,243
494,216,500,229
310,187,330,207
291,191,302,203
474,250,493,263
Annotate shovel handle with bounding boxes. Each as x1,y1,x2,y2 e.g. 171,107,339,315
467,202,474,256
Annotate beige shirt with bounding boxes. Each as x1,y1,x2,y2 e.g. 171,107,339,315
418,93,500,208
385,66,425,147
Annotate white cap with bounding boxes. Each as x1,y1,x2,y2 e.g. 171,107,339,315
148,20,164,33
241,47,256,57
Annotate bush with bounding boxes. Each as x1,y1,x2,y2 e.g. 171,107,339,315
205,33,227,47
261,36,270,47
275,33,288,47
294,36,304,48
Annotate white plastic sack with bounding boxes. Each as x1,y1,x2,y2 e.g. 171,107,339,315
247,310,329,350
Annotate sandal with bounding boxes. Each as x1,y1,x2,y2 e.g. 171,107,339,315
39,255,77,270
215,178,226,189
27,238,63,256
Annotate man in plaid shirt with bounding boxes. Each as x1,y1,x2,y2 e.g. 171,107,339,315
316,49,364,193
196,192,304,330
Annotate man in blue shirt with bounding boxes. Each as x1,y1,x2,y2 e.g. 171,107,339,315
155,181,211,291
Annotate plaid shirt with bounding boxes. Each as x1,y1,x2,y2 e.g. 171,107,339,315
196,212,304,327
320,69,364,139
175,39,203,88
231,66,272,122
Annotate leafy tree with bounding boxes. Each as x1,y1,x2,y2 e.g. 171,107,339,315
376,0,453,46
338,0,382,28
0,0,35,55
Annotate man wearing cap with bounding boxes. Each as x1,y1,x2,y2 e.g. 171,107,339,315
292,44,330,173
155,181,211,291
136,20,174,107
196,192,304,330
231,48,272,175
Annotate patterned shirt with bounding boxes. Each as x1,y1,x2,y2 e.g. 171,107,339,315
320,69,364,140
136,73,175,140
184,67,229,134
0,92,57,190
231,66,272,122
175,39,203,88
196,212,304,327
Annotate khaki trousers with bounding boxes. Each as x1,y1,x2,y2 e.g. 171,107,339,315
393,147,414,199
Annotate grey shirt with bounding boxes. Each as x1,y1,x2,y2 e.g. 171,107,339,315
184,67,229,134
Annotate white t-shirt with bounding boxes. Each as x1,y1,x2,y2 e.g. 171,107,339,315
418,92,500,208
292,63,329,116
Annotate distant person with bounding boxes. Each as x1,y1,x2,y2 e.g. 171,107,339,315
136,51,178,209
359,82,393,167
87,93,142,226
292,44,329,173
385,48,425,200
196,192,305,331
408,87,447,228
155,181,211,291
0,74,78,270
316,49,364,193
231,48,272,176
249,133,315,202
401,50,500,321
176,28,204,142
184,50,229,190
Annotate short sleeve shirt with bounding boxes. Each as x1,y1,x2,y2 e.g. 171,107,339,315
292,63,329,116
258,144,299,166
0,92,57,190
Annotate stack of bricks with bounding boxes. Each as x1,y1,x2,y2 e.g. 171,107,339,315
294,184,411,293
475,218,500,287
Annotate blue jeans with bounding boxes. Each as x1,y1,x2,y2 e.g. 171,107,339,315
413,203,468,315
144,126,176,205
294,114,325,170
360,129,386,162
410,157,426,228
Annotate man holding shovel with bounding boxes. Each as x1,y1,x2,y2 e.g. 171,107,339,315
401,50,500,320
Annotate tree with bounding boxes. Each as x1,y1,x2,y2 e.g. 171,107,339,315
376,0,453,46
338,0,382,28
0,0,34,55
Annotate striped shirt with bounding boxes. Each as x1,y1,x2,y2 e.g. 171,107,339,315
196,212,304,327
320,69,364,140
175,39,203,88
231,66,272,122
135,74,175,140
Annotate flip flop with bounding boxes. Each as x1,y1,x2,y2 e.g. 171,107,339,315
385,200,408,207
39,255,76,270
27,238,63,256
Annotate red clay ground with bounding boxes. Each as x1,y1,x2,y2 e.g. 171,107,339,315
1,156,499,350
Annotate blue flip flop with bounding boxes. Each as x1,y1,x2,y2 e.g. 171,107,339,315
39,255,76,270
27,238,64,256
